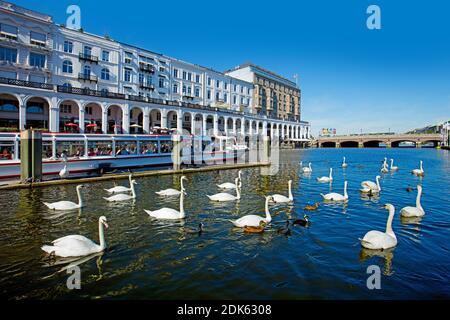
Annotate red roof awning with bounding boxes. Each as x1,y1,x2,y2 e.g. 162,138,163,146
86,123,98,128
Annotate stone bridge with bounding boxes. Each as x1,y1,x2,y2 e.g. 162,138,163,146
313,133,442,148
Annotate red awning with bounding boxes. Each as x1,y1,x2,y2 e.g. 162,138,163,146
64,123,79,127
86,123,97,128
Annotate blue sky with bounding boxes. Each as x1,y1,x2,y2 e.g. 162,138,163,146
11,0,450,135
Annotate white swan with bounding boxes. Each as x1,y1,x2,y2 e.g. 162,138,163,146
229,196,273,227
43,185,85,210
207,178,241,202
400,185,425,217
59,164,69,179
360,204,397,250
271,180,293,203
105,174,133,194
145,190,186,220
103,180,137,202
342,156,348,168
381,162,389,173
41,216,109,257
321,181,348,202
217,170,242,189
390,159,398,171
317,168,333,183
302,162,312,173
156,176,187,196
360,175,381,193
412,160,424,176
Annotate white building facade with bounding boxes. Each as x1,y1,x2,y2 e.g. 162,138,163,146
0,1,310,141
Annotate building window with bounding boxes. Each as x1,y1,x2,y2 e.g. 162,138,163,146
83,65,91,76
207,89,211,99
216,92,220,101
195,74,200,83
0,46,17,63
61,104,72,114
158,77,164,88
182,85,187,94
173,68,178,78
233,95,237,104
102,50,109,62
187,72,192,81
194,87,200,97
62,60,73,73
187,86,192,95
29,52,46,68
0,23,18,40
224,82,228,90
173,83,178,94
146,75,152,85
241,86,244,93
30,31,46,46
124,68,131,82
83,45,92,56
85,106,93,115
159,67,165,72
216,80,220,88
63,41,73,53
101,68,110,80
207,77,211,86
124,52,133,64
224,93,227,103
241,97,244,105
139,73,144,84
247,88,251,95
182,71,187,80
234,84,237,92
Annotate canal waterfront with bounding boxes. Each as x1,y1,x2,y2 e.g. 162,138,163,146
0,148,449,299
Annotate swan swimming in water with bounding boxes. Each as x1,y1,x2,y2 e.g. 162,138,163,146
217,170,242,189
390,159,399,171
400,185,425,217
412,160,424,176
317,168,333,183
103,180,137,202
43,185,85,210
270,180,293,203
144,189,186,220
301,162,312,173
155,176,187,196
321,181,348,202
342,157,348,168
41,216,109,257
360,175,381,193
360,204,397,250
104,174,133,194
207,178,241,202
229,196,273,227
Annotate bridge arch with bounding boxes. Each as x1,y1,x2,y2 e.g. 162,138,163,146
391,140,416,148
340,140,359,148
320,141,336,148
363,140,383,148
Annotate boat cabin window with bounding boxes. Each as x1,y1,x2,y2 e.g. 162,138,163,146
140,141,158,154
56,141,85,158
160,140,173,154
0,142,14,160
42,141,53,159
87,141,113,156
115,141,137,156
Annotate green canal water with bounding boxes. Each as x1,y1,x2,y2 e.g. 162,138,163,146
0,148,449,299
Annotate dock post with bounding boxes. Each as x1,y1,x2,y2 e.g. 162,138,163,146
20,130,32,182
20,130,42,182
172,134,181,171
32,130,42,182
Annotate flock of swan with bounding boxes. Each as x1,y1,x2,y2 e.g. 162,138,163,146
41,157,426,258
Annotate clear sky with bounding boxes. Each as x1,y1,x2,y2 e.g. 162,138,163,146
10,0,450,136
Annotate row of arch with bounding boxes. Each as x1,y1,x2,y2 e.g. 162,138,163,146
0,93,311,139
319,140,440,148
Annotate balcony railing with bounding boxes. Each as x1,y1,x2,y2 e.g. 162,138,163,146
0,77,54,90
139,83,155,90
79,53,99,63
57,85,126,99
139,63,155,73
78,73,98,82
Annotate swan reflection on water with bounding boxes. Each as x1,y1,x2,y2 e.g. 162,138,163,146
359,247,395,276
41,251,104,280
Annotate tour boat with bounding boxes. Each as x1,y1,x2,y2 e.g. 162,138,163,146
0,133,247,181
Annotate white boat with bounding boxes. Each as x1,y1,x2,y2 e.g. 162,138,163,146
0,133,247,181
